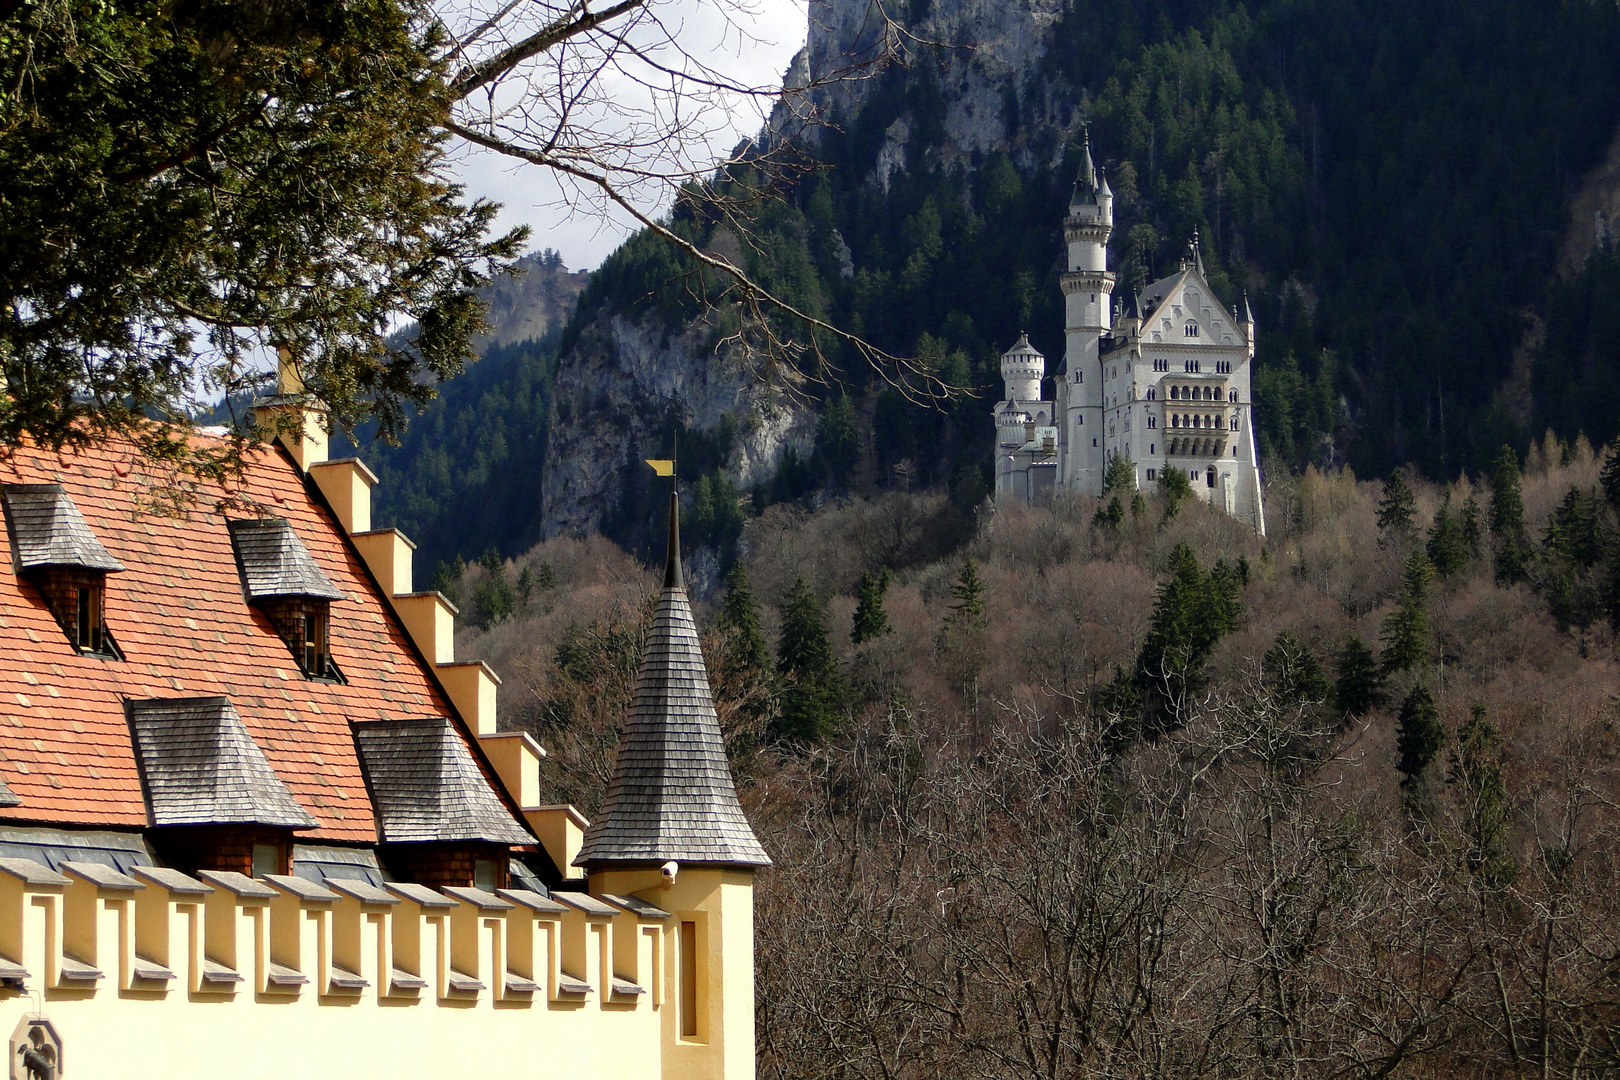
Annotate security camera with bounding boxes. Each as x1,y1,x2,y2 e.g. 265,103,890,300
660,861,679,887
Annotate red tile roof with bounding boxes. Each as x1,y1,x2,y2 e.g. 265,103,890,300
0,437,471,843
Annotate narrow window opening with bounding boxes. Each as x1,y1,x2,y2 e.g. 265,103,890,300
474,859,498,892
680,921,699,1038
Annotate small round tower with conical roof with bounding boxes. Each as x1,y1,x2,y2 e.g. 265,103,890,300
1000,332,1045,403
576,485,770,1080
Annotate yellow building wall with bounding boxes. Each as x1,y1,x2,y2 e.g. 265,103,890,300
0,863,760,1080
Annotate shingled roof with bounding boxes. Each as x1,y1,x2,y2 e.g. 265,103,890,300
2,484,125,572
226,517,345,601
127,697,318,829
352,718,535,846
575,492,770,869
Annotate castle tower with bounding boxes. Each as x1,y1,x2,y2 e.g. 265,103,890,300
576,491,770,1080
1059,129,1116,495
1000,332,1045,403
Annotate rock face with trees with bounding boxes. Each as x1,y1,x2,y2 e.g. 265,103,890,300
445,434,1620,1079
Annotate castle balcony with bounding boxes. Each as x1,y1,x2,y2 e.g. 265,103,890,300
1165,436,1229,458
1060,271,1116,295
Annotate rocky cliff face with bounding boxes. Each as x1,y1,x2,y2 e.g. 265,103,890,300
539,311,814,538
539,0,1071,539
478,252,590,348
804,0,1070,171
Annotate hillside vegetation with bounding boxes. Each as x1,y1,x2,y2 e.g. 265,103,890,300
447,436,1620,1077
528,0,1620,564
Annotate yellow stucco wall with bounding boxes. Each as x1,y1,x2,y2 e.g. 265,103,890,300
0,863,754,1080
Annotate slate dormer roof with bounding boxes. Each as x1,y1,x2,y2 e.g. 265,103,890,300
575,492,770,870
1,484,125,573
227,517,345,601
127,697,318,829
352,718,535,846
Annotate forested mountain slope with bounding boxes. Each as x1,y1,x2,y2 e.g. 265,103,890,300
525,0,1620,563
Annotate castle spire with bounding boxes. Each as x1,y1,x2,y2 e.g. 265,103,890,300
574,480,770,871
1070,125,1098,207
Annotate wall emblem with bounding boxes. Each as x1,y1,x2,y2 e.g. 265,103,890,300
9,1016,61,1080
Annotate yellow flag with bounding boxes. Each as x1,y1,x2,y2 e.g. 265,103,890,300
645,459,676,477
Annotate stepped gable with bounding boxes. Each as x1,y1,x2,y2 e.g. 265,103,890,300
575,492,770,869
353,717,535,845
0,436,492,841
128,696,318,829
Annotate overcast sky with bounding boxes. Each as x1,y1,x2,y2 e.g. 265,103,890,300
446,0,810,273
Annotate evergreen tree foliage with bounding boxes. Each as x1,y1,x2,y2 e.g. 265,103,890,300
1460,496,1483,558
1602,437,1620,512
1093,496,1125,529
1490,445,1528,583
943,559,990,714
948,559,988,622
775,578,845,742
431,556,466,607
470,548,515,629
814,395,860,490
1426,493,1469,578
1380,548,1434,675
0,0,524,470
1264,631,1330,708
1128,543,1243,738
1159,466,1194,523
1103,453,1137,495
1377,468,1417,542
1333,636,1383,718
1449,704,1515,884
851,570,894,645
1395,684,1444,787
717,566,772,675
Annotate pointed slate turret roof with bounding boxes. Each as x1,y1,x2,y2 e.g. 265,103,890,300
1070,127,1098,207
575,492,770,869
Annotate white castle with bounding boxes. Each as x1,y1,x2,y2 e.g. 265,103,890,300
992,134,1266,534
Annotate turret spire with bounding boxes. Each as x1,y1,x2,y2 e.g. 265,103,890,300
574,466,770,870
1070,125,1098,207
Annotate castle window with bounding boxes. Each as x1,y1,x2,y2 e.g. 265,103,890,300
1207,468,1217,489
1185,322,1199,337
680,920,701,1038
3,484,126,659
1148,415,1157,429
1230,389,1239,402
1171,415,1180,428
1150,444,1155,455
1093,439,1098,447
1233,447,1239,457
228,518,347,682
1146,387,1155,400
1231,416,1240,430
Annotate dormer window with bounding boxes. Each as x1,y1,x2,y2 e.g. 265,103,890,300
2,484,125,658
227,518,347,682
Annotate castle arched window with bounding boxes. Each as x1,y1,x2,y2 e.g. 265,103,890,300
1171,415,1180,429
1148,415,1157,429
1184,322,1199,337
1146,387,1156,400
1231,416,1240,430
1230,389,1239,402
1207,468,1217,488
1171,385,1180,400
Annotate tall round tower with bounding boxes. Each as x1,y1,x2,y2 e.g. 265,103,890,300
1060,128,1117,496
1000,333,1045,402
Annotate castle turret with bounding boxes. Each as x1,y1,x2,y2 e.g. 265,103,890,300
1060,128,1116,495
577,489,768,1080
1000,333,1045,403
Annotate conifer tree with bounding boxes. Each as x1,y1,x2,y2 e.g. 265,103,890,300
1601,437,1620,511
716,565,771,675
1103,453,1137,495
1159,466,1193,523
1093,496,1125,529
1449,704,1514,883
851,570,893,645
1490,445,1528,583
1380,548,1434,675
1396,684,1444,787
1426,493,1469,578
1334,636,1383,717
1460,496,1483,557
943,559,990,714
1377,468,1417,543
1132,543,1243,736
775,578,844,742
1264,631,1330,707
